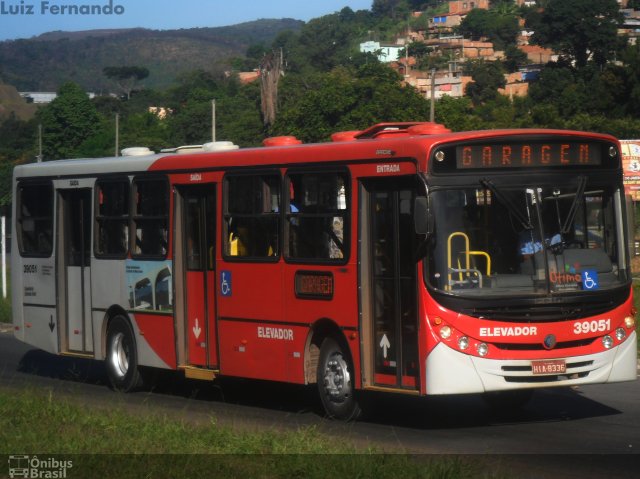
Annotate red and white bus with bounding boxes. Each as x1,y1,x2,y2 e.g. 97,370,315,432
11,122,637,419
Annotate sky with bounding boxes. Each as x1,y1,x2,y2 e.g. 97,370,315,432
0,0,373,41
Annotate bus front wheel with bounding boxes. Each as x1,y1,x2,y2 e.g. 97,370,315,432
106,315,143,392
317,337,361,421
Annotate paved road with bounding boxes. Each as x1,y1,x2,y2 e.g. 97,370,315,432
1,329,638,477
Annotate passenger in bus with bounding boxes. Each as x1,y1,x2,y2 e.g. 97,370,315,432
228,225,249,256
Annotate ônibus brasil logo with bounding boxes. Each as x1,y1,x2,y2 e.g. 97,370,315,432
8,455,73,478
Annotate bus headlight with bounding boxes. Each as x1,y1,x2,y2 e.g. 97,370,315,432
624,316,635,329
458,336,469,350
615,328,626,341
477,343,489,357
440,325,452,340
602,335,613,349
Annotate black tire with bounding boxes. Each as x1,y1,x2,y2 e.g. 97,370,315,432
483,389,533,411
317,337,361,421
105,315,143,392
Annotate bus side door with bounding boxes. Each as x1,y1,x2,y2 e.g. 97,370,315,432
57,187,93,353
360,177,420,391
179,185,218,368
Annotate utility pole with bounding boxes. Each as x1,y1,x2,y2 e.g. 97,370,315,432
1,215,5,299
115,113,119,157
36,124,43,162
429,68,436,122
212,99,216,142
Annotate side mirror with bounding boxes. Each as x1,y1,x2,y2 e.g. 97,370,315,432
414,196,432,235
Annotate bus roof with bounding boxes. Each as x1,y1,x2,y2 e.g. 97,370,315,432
13,152,169,179
13,125,619,180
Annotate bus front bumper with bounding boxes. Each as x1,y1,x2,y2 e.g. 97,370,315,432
425,331,637,395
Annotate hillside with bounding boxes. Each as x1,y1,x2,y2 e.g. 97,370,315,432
0,18,303,91
0,83,37,120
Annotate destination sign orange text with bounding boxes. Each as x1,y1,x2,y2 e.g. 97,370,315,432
294,271,334,299
456,143,600,169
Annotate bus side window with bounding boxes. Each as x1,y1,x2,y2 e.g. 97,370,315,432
285,171,349,262
132,177,169,258
17,182,54,257
224,173,280,259
95,178,129,258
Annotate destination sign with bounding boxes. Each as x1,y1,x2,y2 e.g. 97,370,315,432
455,142,601,169
294,271,333,300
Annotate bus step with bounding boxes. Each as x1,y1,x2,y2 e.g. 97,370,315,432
181,366,217,381
60,351,94,359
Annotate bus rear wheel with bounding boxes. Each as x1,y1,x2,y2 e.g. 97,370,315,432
317,337,361,421
106,315,143,392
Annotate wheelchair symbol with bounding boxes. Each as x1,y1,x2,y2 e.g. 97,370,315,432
221,271,232,296
582,270,598,290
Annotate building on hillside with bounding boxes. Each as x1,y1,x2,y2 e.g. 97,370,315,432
518,64,543,82
19,92,57,104
619,9,640,44
429,13,464,34
19,91,96,104
359,41,404,63
498,72,529,99
427,0,490,33
518,45,558,63
425,37,503,61
448,0,489,14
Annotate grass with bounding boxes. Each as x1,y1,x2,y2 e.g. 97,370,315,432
0,388,482,479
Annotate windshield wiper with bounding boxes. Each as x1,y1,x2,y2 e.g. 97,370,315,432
560,175,587,235
480,179,533,230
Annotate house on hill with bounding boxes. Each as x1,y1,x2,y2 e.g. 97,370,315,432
360,40,404,63
448,0,489,14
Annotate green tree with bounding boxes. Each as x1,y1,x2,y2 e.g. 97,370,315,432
166,72,263,147
503,45,529,73
0,114,37,205
372,0,405,19
103,66,150,100
457,5,519,50
272,63,430,142
38,82,101,160
398,41,445,70
529,0,621,68
620,42,640,116
275,6,397,75
433,95,479,131
464,60,506,105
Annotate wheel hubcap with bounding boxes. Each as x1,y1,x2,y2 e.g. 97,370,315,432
323,353,351,403
109,332,129,379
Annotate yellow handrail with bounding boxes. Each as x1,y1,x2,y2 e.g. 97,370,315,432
469,251,491,276
447,232,469,289
446,232,491,290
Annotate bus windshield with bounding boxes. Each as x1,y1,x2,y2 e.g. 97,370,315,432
427,178,628,297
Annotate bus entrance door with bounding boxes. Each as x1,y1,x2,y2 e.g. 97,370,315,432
57,188,93,354
180,185,218,368
361,178,420,391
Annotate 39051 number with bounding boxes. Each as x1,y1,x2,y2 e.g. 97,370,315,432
573,319,610,335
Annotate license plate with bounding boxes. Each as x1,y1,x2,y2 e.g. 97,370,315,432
531,359,566,375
